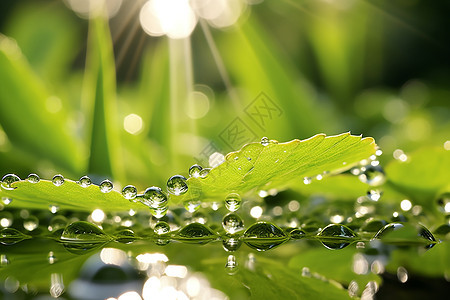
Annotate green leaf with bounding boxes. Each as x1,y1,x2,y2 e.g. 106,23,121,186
0,179,140,212
0,35,83,174
385,147,450,202
84,15,123,180
173,133,376,203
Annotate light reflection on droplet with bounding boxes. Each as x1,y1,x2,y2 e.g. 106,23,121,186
209,152,225,168
444,141,450,151
124,113,143,135
91,209,106,223
400,199,412,211
303,177,312,185
165,265,188,278
352,253,369,275
250,206,263,218
348,280,359,298
50,273,64,298
393,149,408,162
397,266,408,283
330,214,344,223
371,260,385,274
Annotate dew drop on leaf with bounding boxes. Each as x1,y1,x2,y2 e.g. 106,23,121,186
149,205,169,219
189,164,203,178
243,222,288,251
78,175,92,188
303,177,312,185
167,175,188,195
0,228,30,245
115,228,136,244
47,251,57,264
261,137,269,146
0,211,13,227
287,228,305,239
26,173,40,183
154,221,170,235
52,174,65,186
60,221,110,243
98,179,113,193
224,193,241,212
1,174,20,190
317,224,357,250
199,168,211,178
141,186,168,208
176,223,217,243
222,213,244,234
358,165,385,186
122,185,137,201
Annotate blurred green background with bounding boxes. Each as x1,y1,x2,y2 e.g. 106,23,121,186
0,0,449,191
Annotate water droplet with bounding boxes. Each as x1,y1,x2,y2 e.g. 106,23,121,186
222,213,244,234
120,216,134,227
141,186,168,208
436,192,450,214
222,236,242,252
261,137,269,146
167,175,188,195
60,221,111,243
317,224,357,250
243,222,288,251
1,174,20,190
373,222,404,239
301,267,311,277
189,164,203,178
122,185,137,201
303,177,312,185
367,189,382,201
224,193,241,212
154,221,171,235
225,254,238,275
99,179,113,193
52,174,65,186
0,254,9,267
78,175,92,188
358,165,385,186
26,173,40,183
48,251,57,264
49,205,60,214
115,228,136,243
149,205,169,219
176,223,217,244
48,215,68,232
0,211,13,227
348,280,359,297
286,228,305,239
23,216,39,231
397,266,408,283
183,199,201,213
199,168,211,178
0,228,31,245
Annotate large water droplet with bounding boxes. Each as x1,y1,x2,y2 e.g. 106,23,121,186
317,224,357,250
26,173,40,183
78,175,92,188
358,165,385,186
122,185,137,201
141,187,168,208
0,228,31,245
222,213,244,234
243,222,288,251
176,223,217,244
52,174,65,186
189,164,203,178
260,137,269,146
149,205,169,219
372,223,436,249
167,175,188,195
23,216,39,231
225,193,241,212
1,174,20,190
60,221,111,243
99,179,113,193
